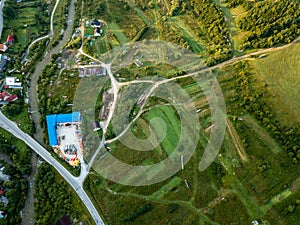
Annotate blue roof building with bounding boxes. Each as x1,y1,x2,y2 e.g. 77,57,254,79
46,112,81,146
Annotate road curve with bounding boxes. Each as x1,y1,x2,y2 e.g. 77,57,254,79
0,112,105,225
21,0,60,63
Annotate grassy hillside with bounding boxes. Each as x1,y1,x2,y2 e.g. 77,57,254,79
250,42,300,127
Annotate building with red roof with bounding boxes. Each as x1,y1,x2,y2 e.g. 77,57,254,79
0,91,18,104
6,35,13,45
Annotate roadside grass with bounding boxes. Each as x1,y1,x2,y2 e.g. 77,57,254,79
0,128,30,157
249,42,300,127
213,60,300,221
150,176,181,198
264,182,300,225
226,4,249,53
106,105,180,166
104,0,146,40
94,39,108,54
227,6,247,52
8,110,33,134
48,69,80,106
75,1,300,224
94,33,120,55
85,27,95,36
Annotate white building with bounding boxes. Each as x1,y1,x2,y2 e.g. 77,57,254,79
5,77,22,89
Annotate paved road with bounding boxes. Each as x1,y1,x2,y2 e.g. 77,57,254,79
0,112,105,225
21,0,60,63
22,0,74,223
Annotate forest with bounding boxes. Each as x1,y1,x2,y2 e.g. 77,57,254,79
0,131,31,224
34,163,88,225
225,0,300,49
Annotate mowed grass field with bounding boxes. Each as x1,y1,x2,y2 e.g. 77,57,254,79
101,105,181,166
250,42,300,127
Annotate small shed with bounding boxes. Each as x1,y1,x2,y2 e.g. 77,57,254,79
91,121,101,131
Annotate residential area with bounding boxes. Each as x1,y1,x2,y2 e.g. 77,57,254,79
0,35,24,106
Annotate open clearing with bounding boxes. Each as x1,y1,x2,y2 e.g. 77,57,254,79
250,42,300,127
242,114,282,153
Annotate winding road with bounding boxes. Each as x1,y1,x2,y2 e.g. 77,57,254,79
19,0,105,224
21,0,60,63
0,0,299,222
0,112,104,225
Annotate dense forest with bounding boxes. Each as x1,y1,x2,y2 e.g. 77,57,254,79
0,164,28,225
0,131,31,224
34,163,88,225
225,0,300,49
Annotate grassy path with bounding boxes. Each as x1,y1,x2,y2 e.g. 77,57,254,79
109,189,220,225
211,0,236,52
242,114,282,153
168,17,205,54
226,119,248,162
261,176,300,214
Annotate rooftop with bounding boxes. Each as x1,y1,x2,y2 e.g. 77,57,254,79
46,112,81,146
5,77,22,86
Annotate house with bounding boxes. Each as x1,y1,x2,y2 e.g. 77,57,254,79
0,44,7,52
135,59,143,67
78,68,85,77
91,19,101,28
0,211,7,219
0,54,8,72
85,68,92,76
5,94,18,102
96,67,106,76
6,35,13,45
94,27,102,37
0,92,10,101
91,121,101,131
85,20,90,28
0,91,18,103
5,77,22,89
0,196,8,207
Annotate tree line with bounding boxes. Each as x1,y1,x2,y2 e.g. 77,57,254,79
225,0,300,49
157,0,232,65
232,61,300,164
34,163,87,224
